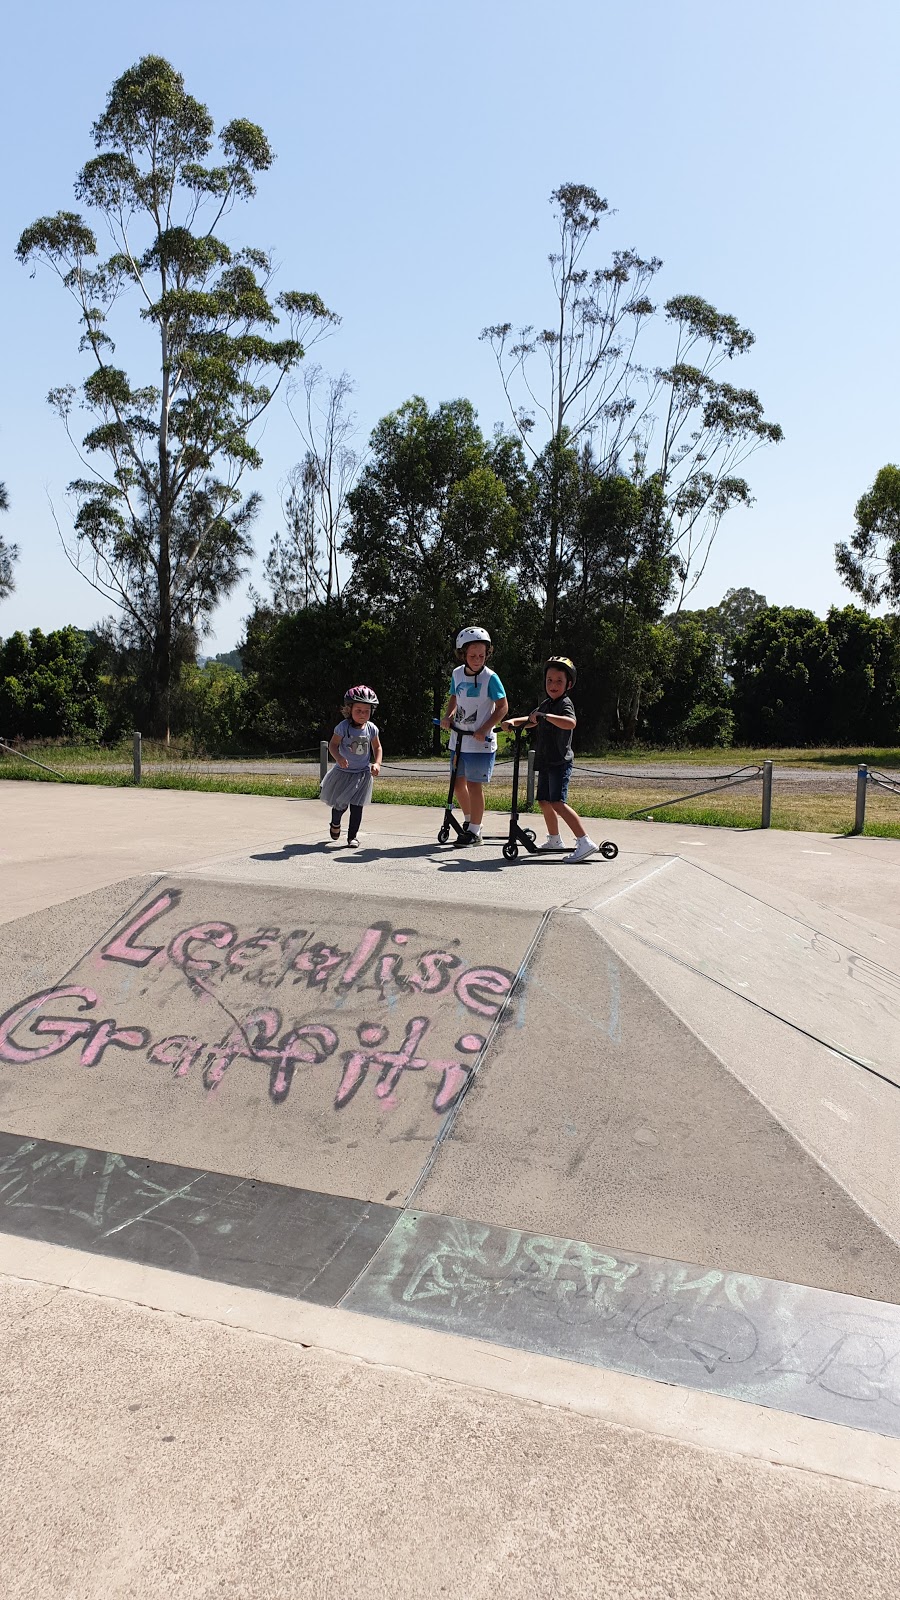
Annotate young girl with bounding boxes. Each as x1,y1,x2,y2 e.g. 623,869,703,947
441,626,508,847
321,685,382,847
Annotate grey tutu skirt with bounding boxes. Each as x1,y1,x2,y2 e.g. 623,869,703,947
320,763,374,809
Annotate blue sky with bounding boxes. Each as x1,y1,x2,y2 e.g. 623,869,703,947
2,0,898,651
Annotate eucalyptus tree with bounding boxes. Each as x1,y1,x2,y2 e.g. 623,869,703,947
482,183,782,649
264,366,361,613
17,55,335,735
0,481,15,601
836,464,900,609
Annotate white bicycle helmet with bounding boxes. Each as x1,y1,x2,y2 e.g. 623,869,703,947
455,626,491,650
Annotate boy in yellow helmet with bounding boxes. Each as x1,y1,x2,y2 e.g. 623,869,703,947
504,656,599,863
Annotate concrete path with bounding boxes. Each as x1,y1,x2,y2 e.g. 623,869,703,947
3,778,900,1596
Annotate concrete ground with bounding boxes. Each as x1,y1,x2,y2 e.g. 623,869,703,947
4,777,900,927
3,779,900,1597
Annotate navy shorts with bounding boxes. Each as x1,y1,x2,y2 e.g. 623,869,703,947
537,763,572,804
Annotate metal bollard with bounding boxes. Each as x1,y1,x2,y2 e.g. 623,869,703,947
853,764,868,835
761,759,773,828
525,750,536,810
132,731,142,785
320,740,329,781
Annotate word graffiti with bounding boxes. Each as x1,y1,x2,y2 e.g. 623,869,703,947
0,989,488,1113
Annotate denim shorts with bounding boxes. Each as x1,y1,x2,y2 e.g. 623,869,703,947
453,749,496,784
537,762,572,804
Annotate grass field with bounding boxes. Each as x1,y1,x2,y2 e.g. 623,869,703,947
3,736,900,769
2,748,899,838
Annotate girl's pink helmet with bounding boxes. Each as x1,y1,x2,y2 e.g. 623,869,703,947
344,684,379,707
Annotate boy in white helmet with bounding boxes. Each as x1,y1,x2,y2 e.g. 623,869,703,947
440,626,508,847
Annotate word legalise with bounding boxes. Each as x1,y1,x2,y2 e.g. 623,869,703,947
0,891,517,1113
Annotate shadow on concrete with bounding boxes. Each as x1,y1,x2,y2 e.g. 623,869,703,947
331,842,454,864
251,841,336,860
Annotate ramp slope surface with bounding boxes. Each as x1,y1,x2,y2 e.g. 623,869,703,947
3,858,900,1439
415,909,900,1300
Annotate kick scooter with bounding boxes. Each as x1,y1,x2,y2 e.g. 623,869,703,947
501,722,619,863
434,718,470,845
502,725,539,859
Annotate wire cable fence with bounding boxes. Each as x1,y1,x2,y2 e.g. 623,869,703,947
9,734,899,838
0,738,69,780
1,731,774,828
624,763,768,821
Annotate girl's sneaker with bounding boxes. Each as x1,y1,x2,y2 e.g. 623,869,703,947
347,836,361,848
539,835,563,851
565,836,598,864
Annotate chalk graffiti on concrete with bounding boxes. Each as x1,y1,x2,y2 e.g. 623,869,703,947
0,1131,396,1297
0,889,516,1116
399,1219,763,1375
358,1215,900,1423
98,890,508,1010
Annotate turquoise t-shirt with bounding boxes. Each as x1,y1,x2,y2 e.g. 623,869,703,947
449,665,506,753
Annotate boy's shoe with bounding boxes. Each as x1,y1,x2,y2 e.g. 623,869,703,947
539,835,563,851
454,827,481,848
565,836,598,864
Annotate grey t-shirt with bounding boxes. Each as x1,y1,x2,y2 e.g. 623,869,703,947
334,718,378,770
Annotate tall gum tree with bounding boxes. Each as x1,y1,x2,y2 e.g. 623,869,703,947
264,366,361,614
0,480,15,601
836,464,900,609
481,183,783,652
17,55,336,736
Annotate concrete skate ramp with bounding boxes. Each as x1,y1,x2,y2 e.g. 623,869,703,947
416,909,900,1304
2,863,899,1309
0,877,539,1204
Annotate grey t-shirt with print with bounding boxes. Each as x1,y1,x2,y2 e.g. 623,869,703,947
334,718,378,770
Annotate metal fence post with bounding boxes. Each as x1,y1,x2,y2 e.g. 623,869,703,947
525,750,536,810
761,759,773,828
132,731,142,785
319,740,329,781
853,764,868,835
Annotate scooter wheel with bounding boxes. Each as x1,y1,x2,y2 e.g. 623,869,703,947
502,842,519,861
600,841,619,859
524,829,536,844
437,825,451,844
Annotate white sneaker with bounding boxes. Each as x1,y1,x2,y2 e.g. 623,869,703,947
565,835,598,864
539,835,563,851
